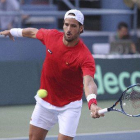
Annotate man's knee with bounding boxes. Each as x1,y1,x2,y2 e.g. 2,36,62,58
29,124,48,140
58,133,74,140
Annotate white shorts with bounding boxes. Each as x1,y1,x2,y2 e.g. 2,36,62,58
30,98,82,137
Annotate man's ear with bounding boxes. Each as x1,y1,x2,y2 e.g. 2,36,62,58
80,25,84,34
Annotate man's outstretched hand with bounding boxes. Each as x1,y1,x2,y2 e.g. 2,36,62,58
0,30,15,41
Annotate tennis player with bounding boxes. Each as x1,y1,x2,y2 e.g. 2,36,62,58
0,9,103,140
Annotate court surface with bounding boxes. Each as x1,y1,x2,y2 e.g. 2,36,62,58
0,100,140,140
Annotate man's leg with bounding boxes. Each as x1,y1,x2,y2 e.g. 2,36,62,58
29,124,48,140
29,103,58,140
58,133,73,140
58,107,81,140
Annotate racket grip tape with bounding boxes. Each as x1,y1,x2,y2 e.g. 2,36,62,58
98,108,108,115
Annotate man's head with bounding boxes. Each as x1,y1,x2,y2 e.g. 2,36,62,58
63,9,84,42
117,22,129,39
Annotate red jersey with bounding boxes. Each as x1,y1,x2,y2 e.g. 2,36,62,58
36,29,95,107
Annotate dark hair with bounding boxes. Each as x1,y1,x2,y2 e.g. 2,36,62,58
68,13,75,16
118,22,128,30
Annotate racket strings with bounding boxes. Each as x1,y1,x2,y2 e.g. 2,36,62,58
130,89,140,109
122,86,140,116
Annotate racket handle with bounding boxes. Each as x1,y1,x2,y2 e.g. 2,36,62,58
98,108,108,115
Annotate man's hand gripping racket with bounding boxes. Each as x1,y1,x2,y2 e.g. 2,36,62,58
98,83,140,117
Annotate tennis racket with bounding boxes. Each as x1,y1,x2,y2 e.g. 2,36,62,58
98,83,140,117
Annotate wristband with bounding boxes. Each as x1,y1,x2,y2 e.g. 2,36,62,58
88,99,97,109
87,94,96,102
10,28,23,37
86,94,97,109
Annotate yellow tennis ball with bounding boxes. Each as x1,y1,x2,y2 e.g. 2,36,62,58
37,89,48,98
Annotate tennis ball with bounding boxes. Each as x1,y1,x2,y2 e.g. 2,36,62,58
37,89,48,98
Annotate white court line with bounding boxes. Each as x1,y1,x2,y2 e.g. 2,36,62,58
1,130,140,140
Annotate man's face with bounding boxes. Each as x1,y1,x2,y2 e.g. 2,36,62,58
118,27,128,39
63,18,83,42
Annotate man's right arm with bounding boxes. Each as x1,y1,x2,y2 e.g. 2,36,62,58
0,28,38,40
22,28,38,38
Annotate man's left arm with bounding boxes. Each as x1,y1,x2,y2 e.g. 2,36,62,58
83,75,104,118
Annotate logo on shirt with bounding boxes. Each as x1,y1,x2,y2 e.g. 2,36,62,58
66,62,69,65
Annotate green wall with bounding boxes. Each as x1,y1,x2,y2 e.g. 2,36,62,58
0,58,140,106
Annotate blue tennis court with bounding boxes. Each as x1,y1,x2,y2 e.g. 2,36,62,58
1,131,140,140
